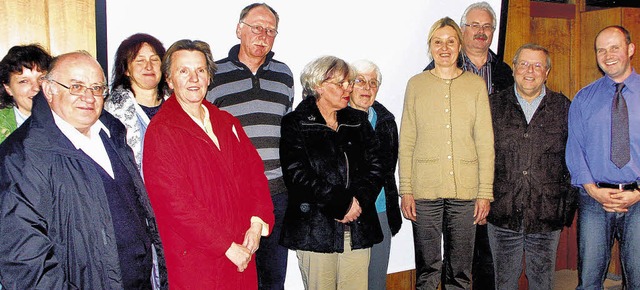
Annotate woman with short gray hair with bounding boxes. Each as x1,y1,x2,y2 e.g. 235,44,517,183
280,55,383,290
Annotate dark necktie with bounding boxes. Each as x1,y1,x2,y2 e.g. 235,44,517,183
611,82,629,168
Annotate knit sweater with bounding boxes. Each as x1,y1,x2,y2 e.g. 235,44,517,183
205,44,294,196
399,71,494,201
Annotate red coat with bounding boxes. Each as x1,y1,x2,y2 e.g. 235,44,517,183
143,96,274,290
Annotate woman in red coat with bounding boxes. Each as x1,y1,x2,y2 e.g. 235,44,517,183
143,39,274,290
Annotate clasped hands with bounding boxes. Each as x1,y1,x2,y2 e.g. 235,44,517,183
225,222,263,272
585,183,640,213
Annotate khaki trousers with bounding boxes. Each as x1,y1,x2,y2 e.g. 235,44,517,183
297,232,371,290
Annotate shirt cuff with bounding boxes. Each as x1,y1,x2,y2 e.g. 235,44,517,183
251,216,270,236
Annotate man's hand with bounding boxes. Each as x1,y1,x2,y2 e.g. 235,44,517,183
401,194,417,221
338,197,362,223
474,198,490,225
225,242,252,272
584,183,626,212
608,190,640,212
242,222,263,254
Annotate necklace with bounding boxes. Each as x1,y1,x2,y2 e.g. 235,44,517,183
429,68,463,81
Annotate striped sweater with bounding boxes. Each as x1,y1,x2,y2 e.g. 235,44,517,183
206,44,294,196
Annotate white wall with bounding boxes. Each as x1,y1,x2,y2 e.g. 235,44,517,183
106,1,502,288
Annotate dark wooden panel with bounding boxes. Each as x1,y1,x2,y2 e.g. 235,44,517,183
531,17,573,97
531,1,576,19
386,270,415,290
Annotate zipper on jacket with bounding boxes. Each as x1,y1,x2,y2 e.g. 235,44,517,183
344,152,350,188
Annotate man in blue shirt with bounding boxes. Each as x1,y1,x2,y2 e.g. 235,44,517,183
566,25,640,289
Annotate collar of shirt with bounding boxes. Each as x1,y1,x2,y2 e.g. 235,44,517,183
462,51,493,72
367,106,377,130
51,110,114,177
514,85,546,124
462,52,494,93
605,69,640,96
187,104,220,149
13,106,29,127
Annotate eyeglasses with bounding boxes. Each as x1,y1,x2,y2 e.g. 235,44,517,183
240,21,278,37
515,61,547,73
354,76,380,89
324,79,354,90
464,23,495,31
49,79,109,97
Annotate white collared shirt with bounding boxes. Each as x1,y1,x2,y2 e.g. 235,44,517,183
187,104,220,149
13,106,29,127
51,111,114,178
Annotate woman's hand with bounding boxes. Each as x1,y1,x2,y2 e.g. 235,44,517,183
474,198,491,225
225,242,252,272
243,222,263,254
338,197,362,223
401,194,417,221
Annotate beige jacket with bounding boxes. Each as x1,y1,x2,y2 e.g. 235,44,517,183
399,71,494,201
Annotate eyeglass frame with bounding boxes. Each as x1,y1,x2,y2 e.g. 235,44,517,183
514,61,548,73
48,79,109,97
353,76,380,89
323,79,354,90
463,23,495,32
240,21,278,37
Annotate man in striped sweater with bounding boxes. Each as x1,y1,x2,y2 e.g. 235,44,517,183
205,3,294,290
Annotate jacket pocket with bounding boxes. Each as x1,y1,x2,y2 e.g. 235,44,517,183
458,158,479,189
413,157,441,189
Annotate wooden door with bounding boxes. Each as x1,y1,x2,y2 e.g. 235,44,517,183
0,0,96,59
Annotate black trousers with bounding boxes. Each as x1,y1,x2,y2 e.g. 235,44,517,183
472,224,495,290
413,199,476,290
256,193,289,290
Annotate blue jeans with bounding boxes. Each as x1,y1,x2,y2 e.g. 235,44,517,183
487,223,560,290
577,190,640,289
256,192,288,290
412,199,475,290
368,212,392,290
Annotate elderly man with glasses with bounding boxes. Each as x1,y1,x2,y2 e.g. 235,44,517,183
0,51,167,289
487,43,577,290
205,3,294,290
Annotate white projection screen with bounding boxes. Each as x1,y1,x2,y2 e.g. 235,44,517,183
105,1,503,288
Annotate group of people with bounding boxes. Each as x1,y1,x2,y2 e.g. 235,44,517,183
0,1,638,290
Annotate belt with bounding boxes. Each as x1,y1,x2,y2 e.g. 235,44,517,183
596,181,639,191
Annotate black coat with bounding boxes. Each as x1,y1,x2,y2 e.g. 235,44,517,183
0,93,167,289
371,101,402,236
280,96,384,252
487,86,578,233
